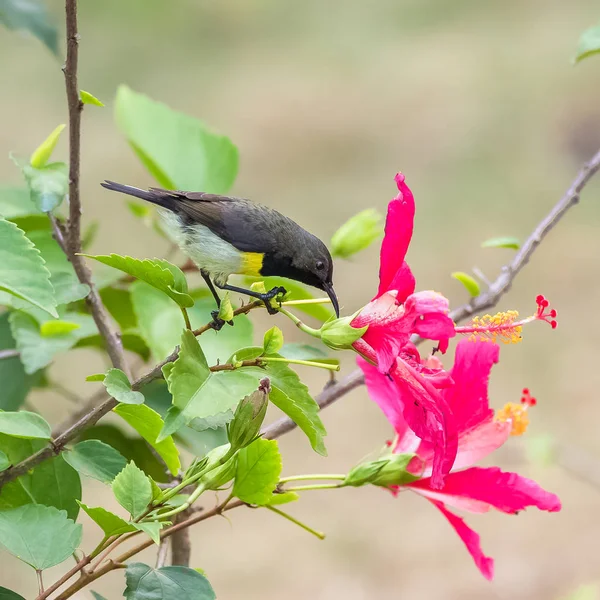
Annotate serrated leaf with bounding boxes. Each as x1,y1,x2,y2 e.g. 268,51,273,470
114,403,180,476
80,89,104,107
22,162,69,213
39,320,80,337
0,504,81,570
0,186,41,220
9,310,96,374
233,438,282,505
0,586,26,599
30,124,66,169
131,284,252,362
574,25,600,63
0,218,57,317
263,326,284,355
78,502,136,537
101,287,137,331
235,347,327,455
82,254,193,308
451,272,480,297
160,330,259,439
112,462,152,519
217,291,233,322
0,436,81,519
481,236,520,250
330,208,383,259
124,562,216,600
133,521,164,545
103,368,144,405
64,440,127,483
246,276,333,321
0,0,59,56
115,85,238,193
0,411,50,439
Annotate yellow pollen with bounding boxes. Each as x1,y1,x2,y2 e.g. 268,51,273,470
495,402,529,436
465,310,523,344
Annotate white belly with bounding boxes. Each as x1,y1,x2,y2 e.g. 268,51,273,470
158,209,242,285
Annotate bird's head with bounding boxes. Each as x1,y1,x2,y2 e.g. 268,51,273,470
291,236,339,317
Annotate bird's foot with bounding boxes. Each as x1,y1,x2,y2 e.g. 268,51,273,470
210,310,234,331
260,286,287,315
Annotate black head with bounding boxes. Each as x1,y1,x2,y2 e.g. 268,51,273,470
261,234,340,317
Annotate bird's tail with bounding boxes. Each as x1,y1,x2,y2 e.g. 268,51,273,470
100,180,174,210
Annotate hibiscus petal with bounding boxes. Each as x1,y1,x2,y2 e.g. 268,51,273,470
377,173,415,297
411,466,562,514
385,260,415,305
429,499,494,581
392,358,458,488
446,340,500,433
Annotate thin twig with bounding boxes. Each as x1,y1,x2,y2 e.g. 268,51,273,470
0,348,20,360
262,148,600,441
155,537,170,568
170,510,192,566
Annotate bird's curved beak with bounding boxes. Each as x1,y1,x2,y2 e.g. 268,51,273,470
323,282,340,317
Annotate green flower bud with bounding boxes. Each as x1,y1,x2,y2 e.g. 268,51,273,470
201,455,238,491
319,314,367,351
344,454,420,488
330,208,383,259
228,378,270,451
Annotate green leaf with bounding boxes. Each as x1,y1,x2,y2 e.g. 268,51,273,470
217,291,233,322
330,208,383,259
9,310,97,374
0,504,81,570
246,276,333,321
0,411,50,439
0,587,26,599
574,25,600,63
265,491,299,506
0,436,81,519
86,373,105,382
115,85,238,193
103,368,144,405
233,438,282,505
78,502,136,537
22,162,69,213
263,326,284,355
451,272,480,297
63,440,127,483
112,461,152,519
30,124,66,169
114,403,180,476
0,0,59,55
0,218,57,317
481,236,520,250
132,284,252,362
80,90,104,107
235,347,327,456
0,451,9,472
82,254,193,308
160,331,259,439
0,186,41,221
39,320,80,337
124,562,216,600
0,313,40,411
134,521,164,545
100,287,137,331
279,342,339,367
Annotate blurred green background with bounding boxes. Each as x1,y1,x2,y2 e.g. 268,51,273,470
2,0,600,598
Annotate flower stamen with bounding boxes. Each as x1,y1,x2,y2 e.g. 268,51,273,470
495,388,537,436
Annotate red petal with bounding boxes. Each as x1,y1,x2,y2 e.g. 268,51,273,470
411,467,562,514
384,260,415,304
429,500,494,581
446,340,499,434
377,173,415,296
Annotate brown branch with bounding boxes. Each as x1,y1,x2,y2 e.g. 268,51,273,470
262,147,600,441
0,348,20,360
58,0,128,376
170,510,192,566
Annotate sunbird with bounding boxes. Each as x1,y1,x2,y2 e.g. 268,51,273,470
101,181,339,326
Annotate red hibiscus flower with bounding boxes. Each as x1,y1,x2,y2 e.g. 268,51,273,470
358,339,561,580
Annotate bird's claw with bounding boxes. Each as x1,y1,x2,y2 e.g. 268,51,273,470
210,310,234,331
260,286,287,315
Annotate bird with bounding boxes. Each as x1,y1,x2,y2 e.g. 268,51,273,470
100,181,340,327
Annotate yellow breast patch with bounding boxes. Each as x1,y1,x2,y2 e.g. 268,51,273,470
240,252,264,277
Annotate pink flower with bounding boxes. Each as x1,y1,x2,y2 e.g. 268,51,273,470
358,339,561,580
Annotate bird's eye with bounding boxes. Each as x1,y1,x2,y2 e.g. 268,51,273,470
316,260,325,270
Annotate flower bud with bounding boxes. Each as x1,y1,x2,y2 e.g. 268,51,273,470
319,314,367,351
228,378,270,451
344,454,420,488
331,208,383,259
